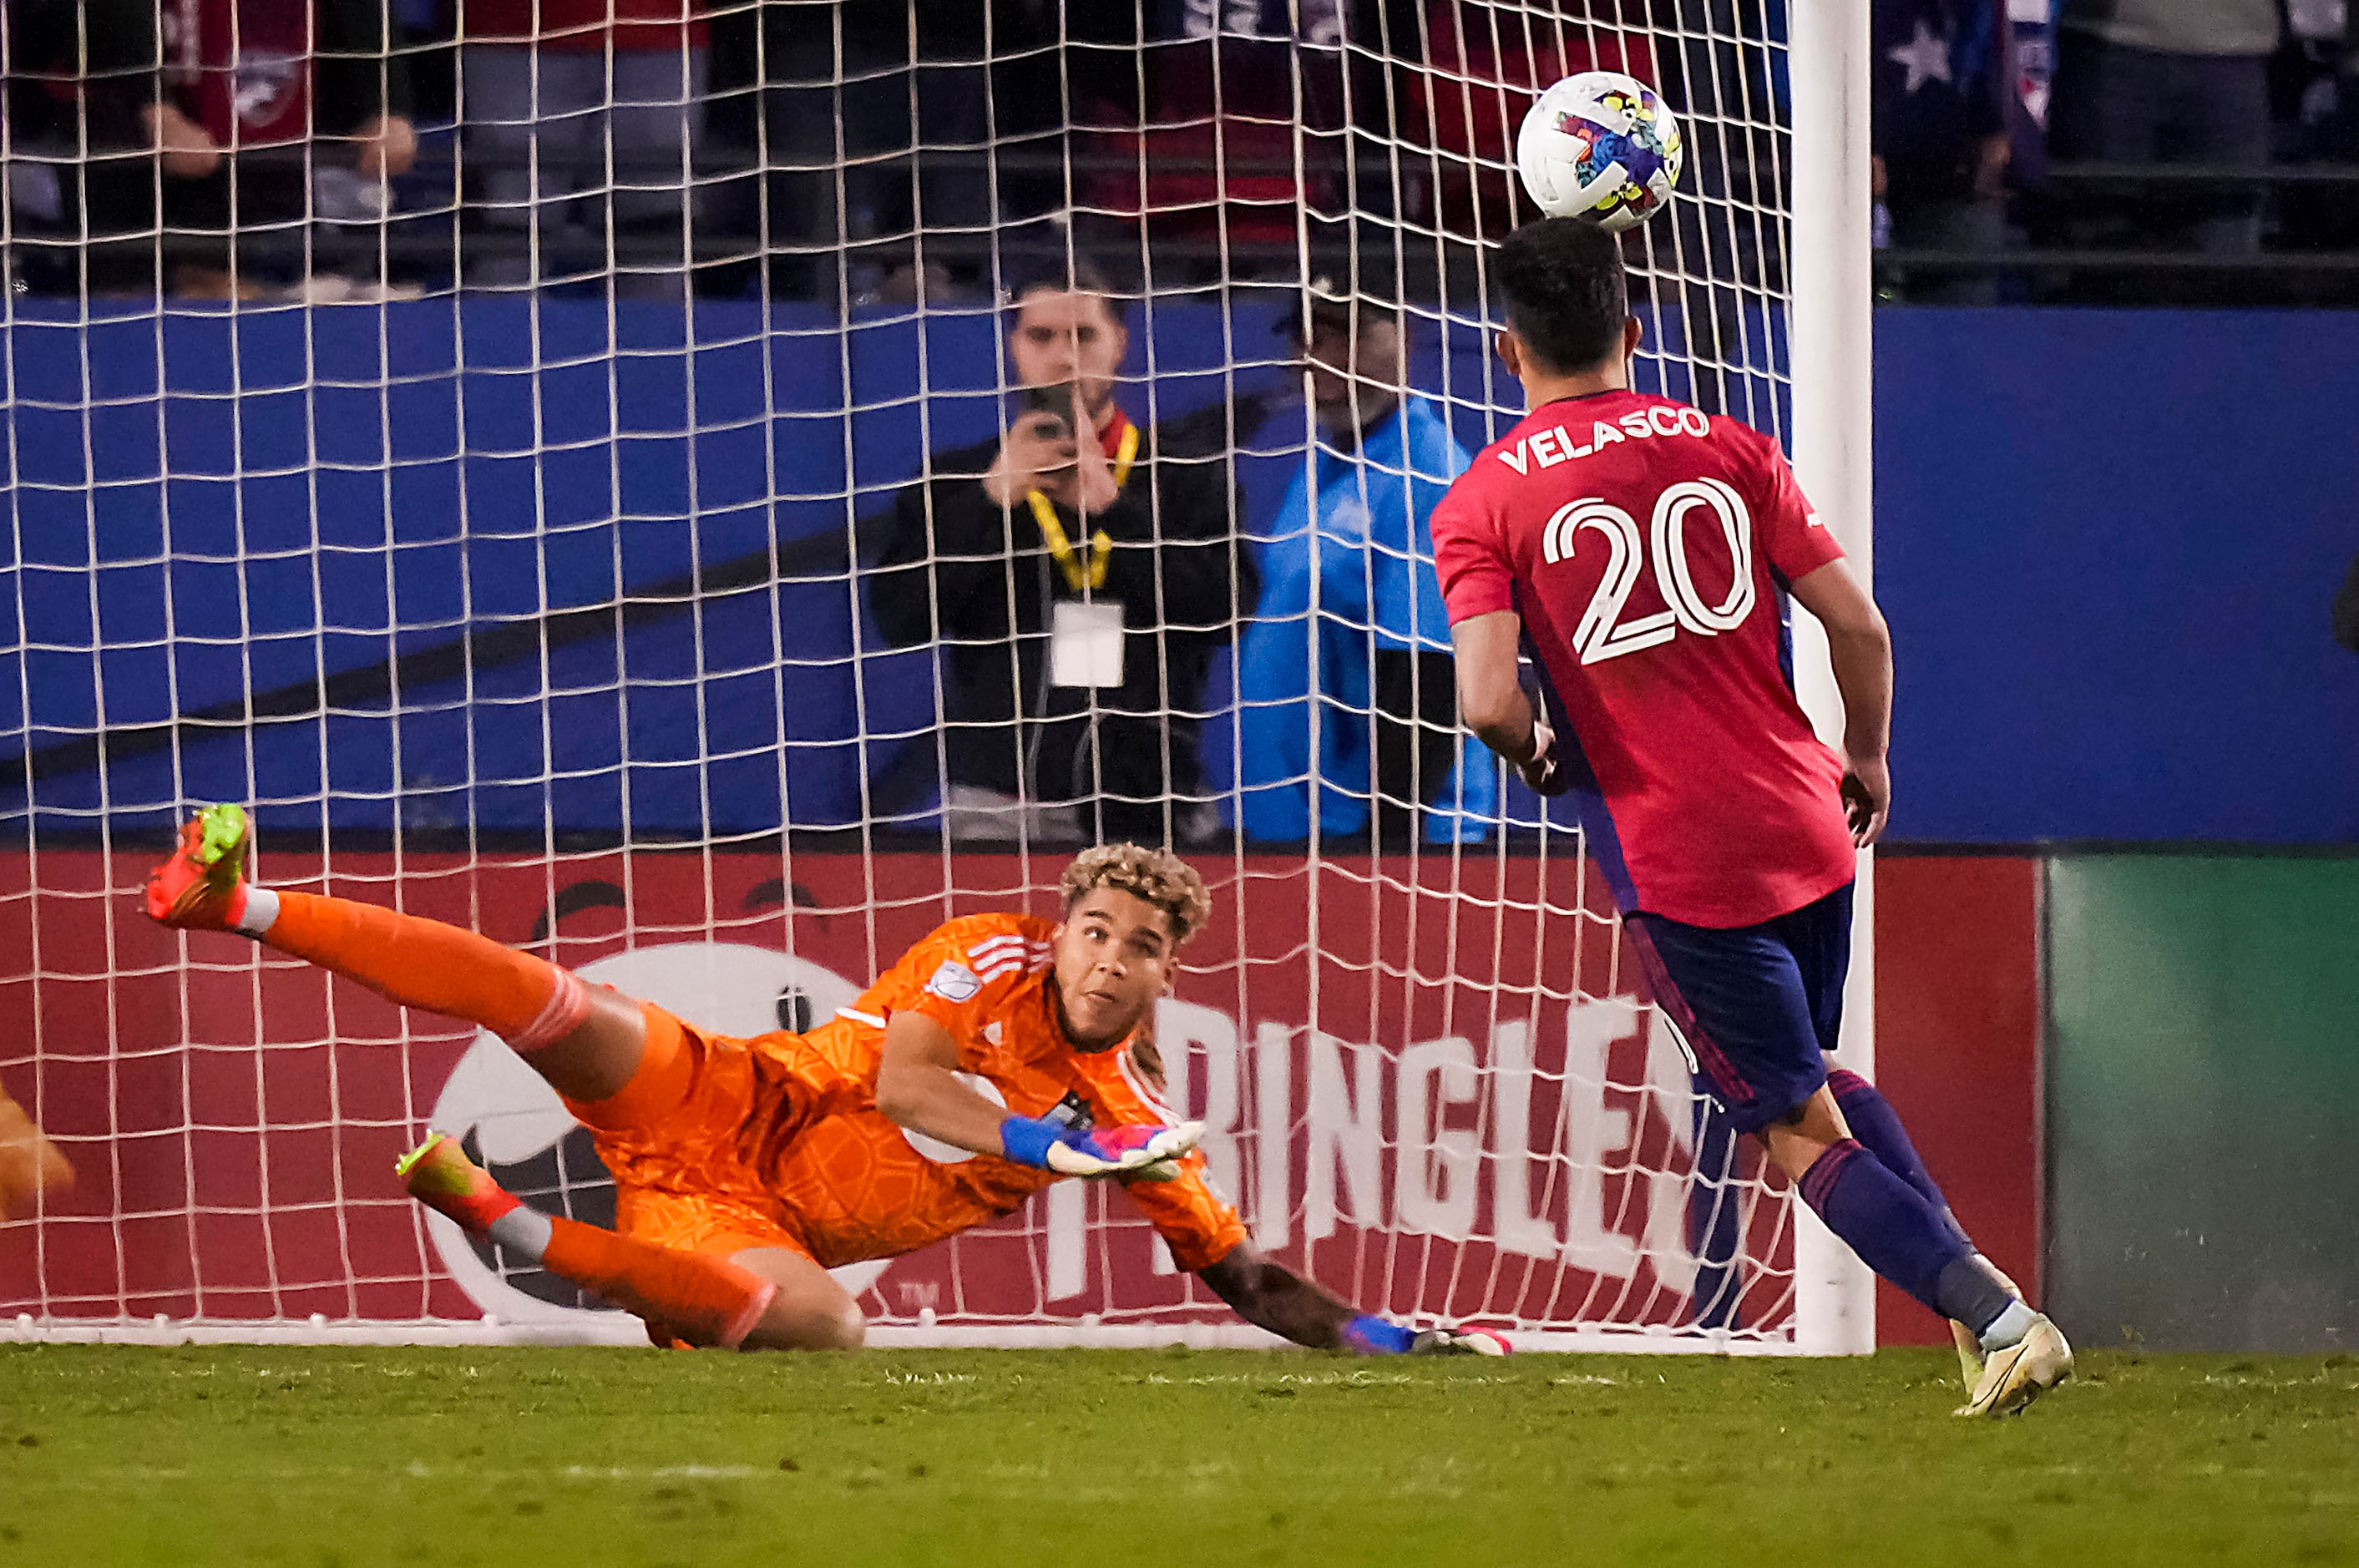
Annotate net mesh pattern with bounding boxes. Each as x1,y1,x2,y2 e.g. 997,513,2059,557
1,0,1808,1346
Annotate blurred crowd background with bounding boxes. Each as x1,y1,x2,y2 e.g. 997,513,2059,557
3,0,2353,310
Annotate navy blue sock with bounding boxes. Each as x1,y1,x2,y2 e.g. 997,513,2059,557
1799,1138,2012,1332
1826,1068,1971,1250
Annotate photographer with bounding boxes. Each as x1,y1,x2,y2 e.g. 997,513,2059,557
869,257,1255,847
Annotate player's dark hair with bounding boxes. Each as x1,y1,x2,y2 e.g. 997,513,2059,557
1007,251,1131,331
1493,219,1630,376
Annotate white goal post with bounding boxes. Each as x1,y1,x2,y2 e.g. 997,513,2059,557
1785,0,1881,1358
1,1,1874,1353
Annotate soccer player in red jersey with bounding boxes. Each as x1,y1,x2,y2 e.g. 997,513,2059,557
145,806,1504,1358
1429,219,2069,1415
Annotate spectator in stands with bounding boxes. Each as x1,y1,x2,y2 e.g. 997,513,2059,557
1234,280,1496,849
5,0,415,300
868,255,1256,847
2048,0,2281,257
1872,0,2012,304
1068,0,1349,286
2273,0,2359,283
4,0,218,296
762,3,1040,304
458,0,705,296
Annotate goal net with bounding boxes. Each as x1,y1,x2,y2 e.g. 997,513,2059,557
1,1,1870,1350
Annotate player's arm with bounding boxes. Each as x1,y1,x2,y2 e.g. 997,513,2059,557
875,1010,1012,1158
876,1010,1201,1176
1788,557,1894,846
1194,1242,1379,1350
1450,609,1566,796
1195,1242,1506,1355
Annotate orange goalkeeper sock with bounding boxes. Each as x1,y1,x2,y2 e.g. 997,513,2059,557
540,1216,777,1349
258,893,589,1051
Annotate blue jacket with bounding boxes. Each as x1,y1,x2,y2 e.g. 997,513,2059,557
1235,396,1498,843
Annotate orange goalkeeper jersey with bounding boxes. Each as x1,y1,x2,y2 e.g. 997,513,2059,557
583,912,1249,1274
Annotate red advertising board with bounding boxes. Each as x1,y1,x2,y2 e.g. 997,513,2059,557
3,846,1806,1343
1870,856,2042,1345
3,848,2049,1346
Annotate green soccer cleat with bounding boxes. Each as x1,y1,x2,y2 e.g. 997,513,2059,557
397,1131,521,1236
143,803,254,929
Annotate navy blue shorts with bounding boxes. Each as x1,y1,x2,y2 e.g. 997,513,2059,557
1625,882,1855,1136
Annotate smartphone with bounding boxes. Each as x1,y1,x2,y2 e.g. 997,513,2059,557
1023,381,1075,439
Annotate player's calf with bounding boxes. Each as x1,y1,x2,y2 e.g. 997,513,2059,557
1822,1067,2028,1386
727,1249,867,1353
1823,1068,1967,1246
398,1133,779,1350
1767,1089,2067,1409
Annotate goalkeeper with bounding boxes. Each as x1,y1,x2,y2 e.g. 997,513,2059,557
146,807,1501,1356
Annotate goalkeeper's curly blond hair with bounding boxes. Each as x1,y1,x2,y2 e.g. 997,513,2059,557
1058,844,1212,946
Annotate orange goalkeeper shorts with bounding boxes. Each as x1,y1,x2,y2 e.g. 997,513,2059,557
560,1002,819,1265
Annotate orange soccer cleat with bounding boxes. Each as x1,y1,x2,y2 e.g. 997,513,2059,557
0,1094,71,1221
144,803,254,930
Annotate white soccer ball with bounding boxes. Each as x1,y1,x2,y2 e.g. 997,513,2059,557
1516,71,1686,233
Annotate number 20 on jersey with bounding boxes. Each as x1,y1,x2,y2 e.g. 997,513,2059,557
1543,478,1757,665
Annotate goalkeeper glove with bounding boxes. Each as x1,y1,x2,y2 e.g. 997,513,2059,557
1342,1314,1513,1356
1410,1325,1513,1356
1000,1116,1204,1181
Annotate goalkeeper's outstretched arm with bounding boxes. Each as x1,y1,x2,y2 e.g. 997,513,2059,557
876,1012,1015,1160
1194,1242,1361,1348
877,1011,1202,1177
1195,1244,1505,1355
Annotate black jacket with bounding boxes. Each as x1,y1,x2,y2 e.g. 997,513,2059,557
1870,0,2007,203
868,422,1257,803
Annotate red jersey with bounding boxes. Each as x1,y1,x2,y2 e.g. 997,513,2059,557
165,0,312,149
1429,390,1855,928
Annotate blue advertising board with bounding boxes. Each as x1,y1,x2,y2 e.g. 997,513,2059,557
4,300,2352,842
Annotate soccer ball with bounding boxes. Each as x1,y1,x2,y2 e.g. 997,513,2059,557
1516,71,1685,233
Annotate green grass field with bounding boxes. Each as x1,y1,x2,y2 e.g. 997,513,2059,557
2,1345,2352,1566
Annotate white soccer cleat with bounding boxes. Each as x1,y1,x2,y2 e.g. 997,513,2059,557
1955,1313,2072,1418
1950,1257,2024,1391
1951,1319,1986,1391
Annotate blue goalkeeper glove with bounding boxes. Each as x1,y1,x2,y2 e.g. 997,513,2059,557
999,1116,1205,1180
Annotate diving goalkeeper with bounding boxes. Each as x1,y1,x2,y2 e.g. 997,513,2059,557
146,806,1502,1355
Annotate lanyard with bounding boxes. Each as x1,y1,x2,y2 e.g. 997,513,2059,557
1026,419,1140,594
